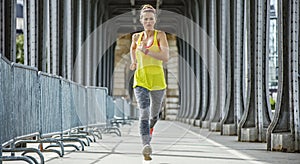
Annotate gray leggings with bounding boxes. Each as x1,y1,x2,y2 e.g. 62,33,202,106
134,86,165,146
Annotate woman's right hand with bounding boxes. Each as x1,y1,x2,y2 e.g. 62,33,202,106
130,62,137,70
137,40,147,53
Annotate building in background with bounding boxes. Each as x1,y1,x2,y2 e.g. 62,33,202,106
16,2,24,34
269,2,278,95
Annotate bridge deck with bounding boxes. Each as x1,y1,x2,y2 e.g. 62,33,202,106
34,121,300,164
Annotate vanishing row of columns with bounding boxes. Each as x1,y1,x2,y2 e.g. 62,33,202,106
176,0,300,152
0,0,115,94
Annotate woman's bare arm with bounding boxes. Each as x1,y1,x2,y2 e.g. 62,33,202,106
130,33,139,70
138,31,169,62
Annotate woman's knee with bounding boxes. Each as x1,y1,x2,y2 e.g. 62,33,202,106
140,108,150,120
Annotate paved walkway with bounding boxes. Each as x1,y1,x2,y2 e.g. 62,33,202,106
7,121,300,164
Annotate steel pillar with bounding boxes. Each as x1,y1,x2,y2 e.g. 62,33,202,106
0,0,16,62
267,0,300,152
209,0,221,132
192,0,202,127
238,0,272,142
200,0,209,128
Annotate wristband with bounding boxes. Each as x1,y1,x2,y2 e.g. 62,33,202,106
144,49,149,55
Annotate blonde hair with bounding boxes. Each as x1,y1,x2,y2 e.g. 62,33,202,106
140,4,156,19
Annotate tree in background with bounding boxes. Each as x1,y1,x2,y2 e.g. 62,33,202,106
269,96,276,110
16,34,24,64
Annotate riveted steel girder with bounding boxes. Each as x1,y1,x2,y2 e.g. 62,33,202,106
221,0,246,136
238,0,272,142
267,0,300,152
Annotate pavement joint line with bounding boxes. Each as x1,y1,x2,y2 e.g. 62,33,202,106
153,122,191,154
172,122,269,164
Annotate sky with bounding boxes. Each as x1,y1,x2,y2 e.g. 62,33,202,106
17,0,23,5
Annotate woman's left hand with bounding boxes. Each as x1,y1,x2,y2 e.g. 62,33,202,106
130,62,137,70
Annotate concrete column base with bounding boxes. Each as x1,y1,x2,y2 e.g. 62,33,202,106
271,133,294,152
240,128,258,142
194,120,201,127
222,124,237,135
184,119,189,124
188,119,195,125
201,121,210,129
240,128,267,142
210,122,221,132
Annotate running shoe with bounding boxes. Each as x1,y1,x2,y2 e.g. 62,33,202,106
142,144,152,161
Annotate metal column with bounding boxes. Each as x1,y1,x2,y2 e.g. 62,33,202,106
92,0,100,86
202,0,217,129
219,0,230,135
62,0,73,80
0,0,16,62
239,0,272,142
192,0,202,126
221,0,246,135
0,1,3,56
200,0,209,128
186,3,193,123
74,0,84,84
50,0,59,75
267,0,300,152
24,0,38,67
84,0,91,86
234,0,245,129
209,0,221,131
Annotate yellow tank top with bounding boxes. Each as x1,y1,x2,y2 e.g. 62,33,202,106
133,30,167,90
